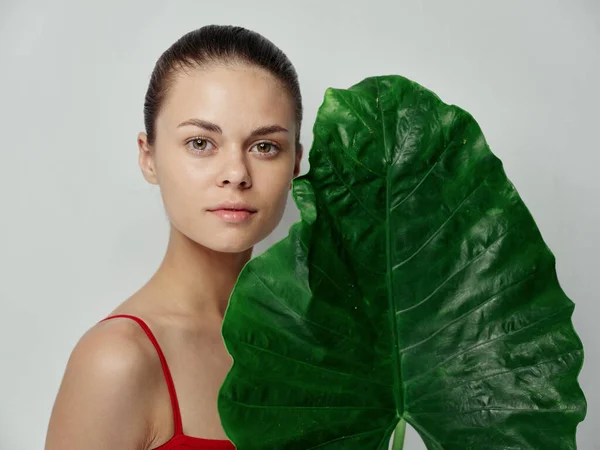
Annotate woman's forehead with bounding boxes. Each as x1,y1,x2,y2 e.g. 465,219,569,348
158,65,294,131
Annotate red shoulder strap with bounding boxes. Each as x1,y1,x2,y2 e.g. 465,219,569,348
98,314,183,435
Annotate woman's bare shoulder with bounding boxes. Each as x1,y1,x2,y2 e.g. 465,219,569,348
75,307,155,359
45,317,160,449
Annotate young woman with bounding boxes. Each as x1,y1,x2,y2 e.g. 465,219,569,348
45,25,304,450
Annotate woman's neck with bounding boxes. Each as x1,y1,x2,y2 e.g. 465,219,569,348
147,225,253,320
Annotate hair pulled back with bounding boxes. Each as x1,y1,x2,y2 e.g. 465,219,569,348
143,25,303,152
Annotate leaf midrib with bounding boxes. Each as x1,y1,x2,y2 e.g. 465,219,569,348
375,78,403,427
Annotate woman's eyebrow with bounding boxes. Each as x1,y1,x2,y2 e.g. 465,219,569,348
177,118,289,137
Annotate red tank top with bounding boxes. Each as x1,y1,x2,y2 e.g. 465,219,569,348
98,314,235,450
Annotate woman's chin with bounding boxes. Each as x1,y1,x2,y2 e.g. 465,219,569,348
193,231,259,254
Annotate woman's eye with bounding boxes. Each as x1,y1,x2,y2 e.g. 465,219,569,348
187,138,214,153
252,142,280,156
186,138,280,156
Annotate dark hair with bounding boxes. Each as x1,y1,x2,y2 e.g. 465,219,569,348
143,25,303,152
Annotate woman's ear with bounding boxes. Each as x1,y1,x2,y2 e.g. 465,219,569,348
137,132,159,185
290,143,304,189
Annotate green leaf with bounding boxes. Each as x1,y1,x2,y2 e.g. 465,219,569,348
217,75,587,449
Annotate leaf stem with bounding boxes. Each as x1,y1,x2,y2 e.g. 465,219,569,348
391,418,406,450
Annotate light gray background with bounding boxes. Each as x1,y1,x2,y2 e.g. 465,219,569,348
0,1,598,449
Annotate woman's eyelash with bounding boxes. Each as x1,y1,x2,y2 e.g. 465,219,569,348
185,137,281,155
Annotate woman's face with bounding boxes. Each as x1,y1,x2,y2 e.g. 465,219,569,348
137,63,302,253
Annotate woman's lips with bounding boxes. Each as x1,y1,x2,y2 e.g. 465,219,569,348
209,209,257,223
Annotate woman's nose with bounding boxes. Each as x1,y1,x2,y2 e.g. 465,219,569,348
217,152,252,188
